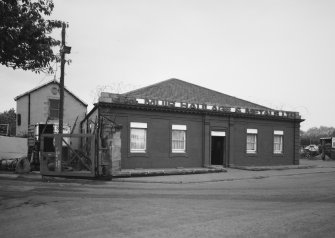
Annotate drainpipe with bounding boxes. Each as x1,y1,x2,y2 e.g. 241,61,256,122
202,113,205,167
227,115,231,167
28,93,31,126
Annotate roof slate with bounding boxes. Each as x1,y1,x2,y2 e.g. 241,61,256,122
123,78,270,110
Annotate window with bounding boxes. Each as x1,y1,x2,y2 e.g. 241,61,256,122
130,122,147,153
49,99,60,119
246,129,257,153
172,125,186,153
17,114,21,126
274,130,284,154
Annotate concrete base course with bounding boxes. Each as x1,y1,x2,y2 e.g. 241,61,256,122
0,159,334,184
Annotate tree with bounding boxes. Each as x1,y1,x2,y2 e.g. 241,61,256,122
300,126,335,146
0,108,16,136
0,0,63,73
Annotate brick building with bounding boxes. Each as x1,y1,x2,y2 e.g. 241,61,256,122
82,78,303,169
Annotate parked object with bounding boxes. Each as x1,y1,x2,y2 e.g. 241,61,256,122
319,137,335,160
304,144,319,152
15,157,31,173
0,158,19,171
302,144,320,159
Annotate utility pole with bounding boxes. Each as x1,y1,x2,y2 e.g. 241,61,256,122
59,22,71,134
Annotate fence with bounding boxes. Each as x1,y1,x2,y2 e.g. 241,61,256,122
40,134,96,177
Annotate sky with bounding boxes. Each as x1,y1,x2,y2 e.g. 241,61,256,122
1,0,335,131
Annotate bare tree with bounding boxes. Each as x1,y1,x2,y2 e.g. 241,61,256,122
90,82,141,104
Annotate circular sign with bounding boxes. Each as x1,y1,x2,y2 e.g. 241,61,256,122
51,86,59,95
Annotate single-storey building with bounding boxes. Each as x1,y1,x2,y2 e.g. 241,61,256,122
82,78,303,170
15,80,87,136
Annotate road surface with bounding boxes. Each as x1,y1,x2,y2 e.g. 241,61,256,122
0,169,335,238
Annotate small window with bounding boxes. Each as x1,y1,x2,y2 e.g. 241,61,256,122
274,130,284,154
130,122,147,153
49,99,60,119
17,114,21,126
172,125,186,153
246,129,257,153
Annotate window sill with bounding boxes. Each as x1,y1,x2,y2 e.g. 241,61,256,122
128,152,149,158
170,152,188,158
246,152,257,157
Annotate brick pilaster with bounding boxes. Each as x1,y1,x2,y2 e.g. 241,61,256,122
293,122,301,165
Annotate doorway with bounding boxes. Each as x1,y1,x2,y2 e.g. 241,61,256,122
211,131,226,166
38,124,55,152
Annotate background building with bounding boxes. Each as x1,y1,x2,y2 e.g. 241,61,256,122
15,80,87,136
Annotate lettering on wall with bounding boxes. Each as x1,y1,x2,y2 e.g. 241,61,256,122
126,98,300,119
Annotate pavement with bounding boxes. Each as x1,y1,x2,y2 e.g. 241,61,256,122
0,159,335,184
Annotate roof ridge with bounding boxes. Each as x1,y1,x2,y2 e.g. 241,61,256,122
14,79,87,107
172,78,271,110
124,78,270,110
14,80,53,100
122,78,176,95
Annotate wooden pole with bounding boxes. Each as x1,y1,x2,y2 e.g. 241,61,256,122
59,23,66,134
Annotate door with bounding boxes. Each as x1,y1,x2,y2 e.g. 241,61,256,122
211,131,226,166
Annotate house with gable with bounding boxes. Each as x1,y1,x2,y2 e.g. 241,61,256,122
15,80,87,136
82,78,304,169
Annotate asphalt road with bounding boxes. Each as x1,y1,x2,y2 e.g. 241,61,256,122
0,170,335,238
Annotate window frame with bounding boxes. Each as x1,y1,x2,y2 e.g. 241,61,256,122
17,114,21,126
171,124,187,153
246,129,258,154
129,122,147,153
49,99,60,119
273,130,284,154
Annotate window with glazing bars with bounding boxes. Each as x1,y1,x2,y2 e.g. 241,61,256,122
274,130,284,154
49,99,59,119
172,125,186,153
130,122,147,153
246,129,257,153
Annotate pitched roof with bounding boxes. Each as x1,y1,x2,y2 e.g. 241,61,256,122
14,80,87,107
123,78,270,110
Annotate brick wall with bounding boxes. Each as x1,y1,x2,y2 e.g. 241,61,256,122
94,105,300,169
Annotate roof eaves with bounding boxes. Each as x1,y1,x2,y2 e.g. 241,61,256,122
14,79,88,107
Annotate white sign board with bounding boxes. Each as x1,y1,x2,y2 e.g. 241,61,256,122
211,131,226,137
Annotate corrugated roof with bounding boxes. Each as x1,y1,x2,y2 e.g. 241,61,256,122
14,80,87,107
123,78,270,110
